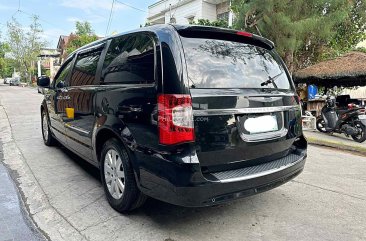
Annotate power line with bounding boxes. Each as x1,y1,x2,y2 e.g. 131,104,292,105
17,10,69,32
105,0,116,36
2,0,69,34
10,0,21,20
115,0,147,13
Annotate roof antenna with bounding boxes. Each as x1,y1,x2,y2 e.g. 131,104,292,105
169,4,172,19
169,4,176,23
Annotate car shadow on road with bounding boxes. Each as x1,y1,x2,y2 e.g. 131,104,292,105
57,143,259,226
135,194,258,228
58,145,101,181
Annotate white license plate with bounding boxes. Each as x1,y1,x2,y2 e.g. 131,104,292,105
244,115,278,134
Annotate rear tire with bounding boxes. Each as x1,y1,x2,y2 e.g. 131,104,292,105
351,121,366,143
316,117,327,133
100,138,146,213
41,110,56,146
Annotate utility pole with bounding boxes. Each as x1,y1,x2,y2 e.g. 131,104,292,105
228,0,233,27
37,60,41,77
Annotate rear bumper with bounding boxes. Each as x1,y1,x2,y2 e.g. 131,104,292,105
137,150,306,207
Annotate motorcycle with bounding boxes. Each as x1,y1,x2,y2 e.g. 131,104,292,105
316,96,366,143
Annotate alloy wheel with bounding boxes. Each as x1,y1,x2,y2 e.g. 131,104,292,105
104,149,125,199
42,114,49,141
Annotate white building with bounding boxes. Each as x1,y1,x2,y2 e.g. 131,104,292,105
342,87,366,105
147,0,233,26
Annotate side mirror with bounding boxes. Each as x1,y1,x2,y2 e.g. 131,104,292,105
37,76,50,88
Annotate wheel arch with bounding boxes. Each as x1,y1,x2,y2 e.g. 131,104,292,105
94,127,122,163
94,126,141,185
40,100,49,116
40,100,53,127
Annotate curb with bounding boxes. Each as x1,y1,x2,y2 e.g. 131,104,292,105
306,136,366,156
0,105,89,241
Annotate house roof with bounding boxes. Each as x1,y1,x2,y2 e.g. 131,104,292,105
57,35,70,50
293,51,366,87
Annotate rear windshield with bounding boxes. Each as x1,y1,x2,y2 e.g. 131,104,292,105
180,37,291,89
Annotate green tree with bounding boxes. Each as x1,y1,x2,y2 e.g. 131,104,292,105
231,0,365,72
75,21,94,35
0,36,10,78
190,19,230,28
325,0,366,58
1,58,16,78
65,21,98,56
6,16,46,82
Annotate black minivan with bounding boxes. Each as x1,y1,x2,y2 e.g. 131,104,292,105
38,24,307,212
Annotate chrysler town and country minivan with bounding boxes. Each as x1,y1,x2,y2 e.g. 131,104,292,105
37,25,307,212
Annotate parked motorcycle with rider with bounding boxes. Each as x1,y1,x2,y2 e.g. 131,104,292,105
316,96,366,143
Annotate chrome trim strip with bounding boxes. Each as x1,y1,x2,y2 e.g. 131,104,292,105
193,105,299,116
239,128,288,142
219,155,306,183
65,124,90,135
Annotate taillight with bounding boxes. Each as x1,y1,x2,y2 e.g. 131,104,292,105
158,94,195,145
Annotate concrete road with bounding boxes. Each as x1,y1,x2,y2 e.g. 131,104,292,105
0,85,365,241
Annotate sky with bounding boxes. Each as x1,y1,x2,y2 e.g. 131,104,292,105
0,0,157,48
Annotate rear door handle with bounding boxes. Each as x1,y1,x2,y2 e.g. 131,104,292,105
118,105,142,114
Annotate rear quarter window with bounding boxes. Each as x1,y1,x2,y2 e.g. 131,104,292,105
180,37,291,90
101,33,155,84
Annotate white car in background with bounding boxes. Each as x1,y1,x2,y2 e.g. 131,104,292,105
9,77,21,86
4,78,11,84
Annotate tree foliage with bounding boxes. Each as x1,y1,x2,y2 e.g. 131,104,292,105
0,58,16,78
75,21,94,36
6,16,46,82
0,35,10,78
65,21,98,56
231,0,366,72
325,0,366,58
190,19,230,28
0,32,14,78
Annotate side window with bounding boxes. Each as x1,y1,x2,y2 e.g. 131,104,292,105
54,60,73,88
102,33,155,84
70,49,102,86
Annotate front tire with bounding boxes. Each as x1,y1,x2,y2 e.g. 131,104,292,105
100,138,146,213
41,110,56,146
351,121,366,143
316,117,327,133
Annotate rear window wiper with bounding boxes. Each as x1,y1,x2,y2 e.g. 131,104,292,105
188,76,197,88
260,71,284,88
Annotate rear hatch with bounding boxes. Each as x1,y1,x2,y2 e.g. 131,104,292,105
178,27,302,172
